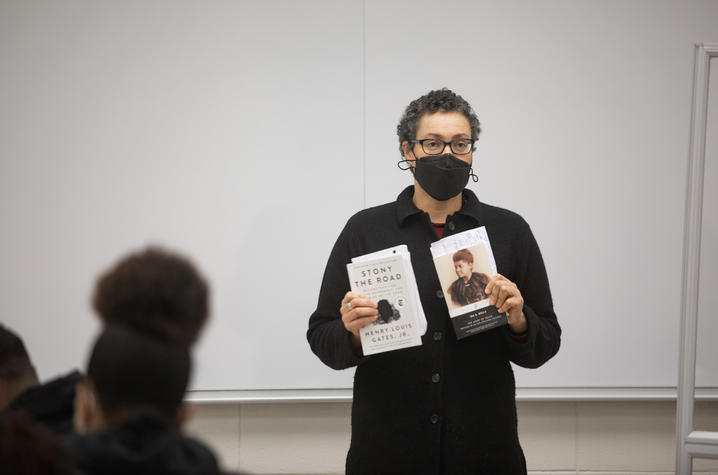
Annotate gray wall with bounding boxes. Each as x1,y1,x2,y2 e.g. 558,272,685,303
184,400,718,474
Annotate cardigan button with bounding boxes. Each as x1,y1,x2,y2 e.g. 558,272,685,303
435,290,444,299
430,414,439,424
447,221,456,231
431,373,441,383
433,331,442,341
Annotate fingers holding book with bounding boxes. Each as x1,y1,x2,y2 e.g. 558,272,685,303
340,291,378,337
485,274,527,333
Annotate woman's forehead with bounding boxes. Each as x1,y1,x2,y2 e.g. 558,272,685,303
416,111,471,138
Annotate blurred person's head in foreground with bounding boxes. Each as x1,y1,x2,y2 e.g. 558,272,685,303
69,325,237,475
92,246,210,345
74,324,191,432
0,325,39,411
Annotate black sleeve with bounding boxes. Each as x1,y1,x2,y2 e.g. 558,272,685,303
306,220,365,370
503,220,561,368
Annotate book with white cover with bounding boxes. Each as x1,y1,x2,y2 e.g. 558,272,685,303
347,253,423,355
351,245,426,335
430,226,508,339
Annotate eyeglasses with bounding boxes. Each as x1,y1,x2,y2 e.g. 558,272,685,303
410,138,475,155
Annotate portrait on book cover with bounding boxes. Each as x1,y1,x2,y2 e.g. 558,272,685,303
434,244,494,311
373,298,401,325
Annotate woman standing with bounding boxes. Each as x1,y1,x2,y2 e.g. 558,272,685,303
307,88,561,475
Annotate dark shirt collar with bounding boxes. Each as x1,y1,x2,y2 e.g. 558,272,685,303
395,186,483,226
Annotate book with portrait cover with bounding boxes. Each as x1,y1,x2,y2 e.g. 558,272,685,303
347,252,423,356
430,226,508,339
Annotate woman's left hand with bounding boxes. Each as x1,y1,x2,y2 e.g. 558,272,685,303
485,274,527,334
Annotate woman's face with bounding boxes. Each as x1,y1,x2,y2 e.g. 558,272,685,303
402,111,473,165
454,260,473,280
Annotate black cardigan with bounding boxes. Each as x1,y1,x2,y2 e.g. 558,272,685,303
307,186,561,475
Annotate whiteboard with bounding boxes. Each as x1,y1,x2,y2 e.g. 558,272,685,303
1,0,717,394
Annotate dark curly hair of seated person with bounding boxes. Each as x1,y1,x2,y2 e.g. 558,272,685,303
92,247,209,345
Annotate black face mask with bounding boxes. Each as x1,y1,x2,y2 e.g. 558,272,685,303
398,153,477,201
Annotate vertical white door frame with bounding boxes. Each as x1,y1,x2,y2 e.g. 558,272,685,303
677,43,718,474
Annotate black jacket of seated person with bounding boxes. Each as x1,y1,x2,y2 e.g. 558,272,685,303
67,410,239,475
6,370,82,439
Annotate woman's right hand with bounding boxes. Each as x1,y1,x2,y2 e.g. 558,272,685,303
340,292,378,341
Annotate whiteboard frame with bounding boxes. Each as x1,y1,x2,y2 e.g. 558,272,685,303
676,43,718,473
186,387,718,404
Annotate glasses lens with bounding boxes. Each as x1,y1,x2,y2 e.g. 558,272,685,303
451,139,472,154
422,139,444,155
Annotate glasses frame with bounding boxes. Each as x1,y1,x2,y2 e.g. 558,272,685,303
410,138,476,155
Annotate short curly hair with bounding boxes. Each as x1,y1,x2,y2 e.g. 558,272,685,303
397,88,481,155
92,247,209,345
